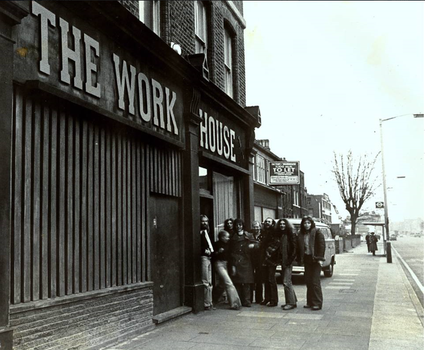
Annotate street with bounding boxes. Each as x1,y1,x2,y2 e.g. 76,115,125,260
391,235,424,307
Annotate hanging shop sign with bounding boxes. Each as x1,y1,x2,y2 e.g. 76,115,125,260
17,1,184,143
269,161,300,185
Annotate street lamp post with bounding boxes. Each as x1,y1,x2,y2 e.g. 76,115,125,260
379,113,423,263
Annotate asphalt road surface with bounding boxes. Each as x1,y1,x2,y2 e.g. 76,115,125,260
391,235,424,306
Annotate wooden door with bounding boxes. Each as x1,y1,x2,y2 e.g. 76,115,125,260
150,195,182,315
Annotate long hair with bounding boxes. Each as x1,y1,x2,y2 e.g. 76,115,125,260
224,218,234,232
276,218,295,236
300,216,316,234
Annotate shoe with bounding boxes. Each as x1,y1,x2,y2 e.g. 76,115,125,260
311,306,321,311
303,305,311,308
267,302,278,307
260,300,269,305
230,305,240,310
282,304,296,310
242,303,252,307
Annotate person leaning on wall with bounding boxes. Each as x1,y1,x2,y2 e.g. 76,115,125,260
200,214,214,310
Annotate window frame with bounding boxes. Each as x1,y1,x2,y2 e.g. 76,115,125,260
224,27,233,97
139,1,161,35
195,1,208,54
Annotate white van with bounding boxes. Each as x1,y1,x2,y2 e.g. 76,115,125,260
276,218,336,277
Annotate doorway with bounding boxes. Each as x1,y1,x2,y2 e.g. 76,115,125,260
150,194,182,315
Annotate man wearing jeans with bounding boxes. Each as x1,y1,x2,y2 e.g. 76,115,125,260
200,215,214,310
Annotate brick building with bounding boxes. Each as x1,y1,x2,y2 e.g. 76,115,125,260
252,139,309,221
0,1,260,348
252,139,286,222
307,193,333,223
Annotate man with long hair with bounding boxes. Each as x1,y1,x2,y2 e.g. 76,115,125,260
296,216,325,311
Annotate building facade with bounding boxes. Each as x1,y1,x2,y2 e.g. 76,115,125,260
252,139,310,222
252,139,285,223
0,1,259,348
307,193,333,223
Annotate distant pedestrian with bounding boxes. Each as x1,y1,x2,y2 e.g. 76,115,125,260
365,232,371,252
229,219,258,307
250,220,264,303
200,215,214,310
212,230,241,310
260,217,276,305
369,232,379,256
296,216,325,311
277,219,298,310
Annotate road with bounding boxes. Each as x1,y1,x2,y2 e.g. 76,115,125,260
390,235,424,306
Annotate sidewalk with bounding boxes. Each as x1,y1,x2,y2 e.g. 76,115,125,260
103,243,424,350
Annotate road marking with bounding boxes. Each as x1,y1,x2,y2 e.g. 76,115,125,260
392,246,424,293
334,279,355,281
237,312,283,319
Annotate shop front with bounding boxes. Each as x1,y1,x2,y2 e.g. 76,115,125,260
0,1,193,348
0,1,259,348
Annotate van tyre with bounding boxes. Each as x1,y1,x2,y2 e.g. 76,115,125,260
323,260,334,277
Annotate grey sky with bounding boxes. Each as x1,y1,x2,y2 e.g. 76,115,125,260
244,1,424,222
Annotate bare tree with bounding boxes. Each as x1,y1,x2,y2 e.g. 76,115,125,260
332,151,380,235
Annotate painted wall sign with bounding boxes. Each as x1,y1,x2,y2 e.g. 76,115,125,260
269,161,300,185
18,1,183,142
199,108,236,163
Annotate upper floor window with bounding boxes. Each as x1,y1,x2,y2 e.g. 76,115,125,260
224,28,233,97
293,188,299,206
195,1,208,54
139,1,160,35
255,155,266,184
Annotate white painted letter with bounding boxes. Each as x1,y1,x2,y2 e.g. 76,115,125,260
230,129,236,162
137,72,151,122
32,1,56,75
216,120,223,156
199,110,208,149
165,88,178,135
84,34,100,98
208,116,216,152
223,126,230,159
151,79,164,129
112,53,136,115
59,18,83,90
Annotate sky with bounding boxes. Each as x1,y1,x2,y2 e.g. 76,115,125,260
243,1,424,223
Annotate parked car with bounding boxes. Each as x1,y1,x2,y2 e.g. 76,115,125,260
389,234,397,241
276,219,336,277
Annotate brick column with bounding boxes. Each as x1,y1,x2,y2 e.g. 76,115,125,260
0,2,30,348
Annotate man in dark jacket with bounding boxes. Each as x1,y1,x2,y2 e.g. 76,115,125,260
296,216,325,310
250,220,264,303
260,217,276,305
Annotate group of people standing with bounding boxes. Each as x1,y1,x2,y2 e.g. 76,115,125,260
200,215,326,312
